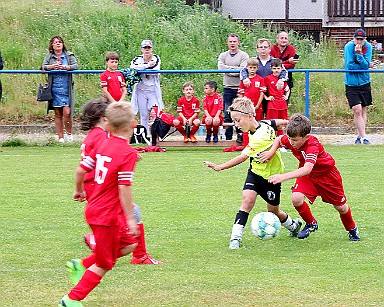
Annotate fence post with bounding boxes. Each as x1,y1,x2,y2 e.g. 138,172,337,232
305,70,310,118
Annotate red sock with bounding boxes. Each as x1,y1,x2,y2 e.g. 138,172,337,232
190,125,199,136
339,207,356,231
205,125,212,135
82,254,96,269
68,269,102,301
295,201,316,224
132,223,147,258
212,126,219,135
174,124,186,136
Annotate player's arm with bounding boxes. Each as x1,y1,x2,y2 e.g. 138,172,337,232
283,86,290,101
259,137,281,163
119,185,139,237
255,92,264,109
204,153,248,171
74,166,87,202
119,86,127,102
101,87,116,103
268,162,314,184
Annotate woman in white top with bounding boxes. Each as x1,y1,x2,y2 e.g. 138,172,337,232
130,40,163,133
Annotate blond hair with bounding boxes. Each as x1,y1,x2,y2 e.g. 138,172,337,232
247,57,259,67
228,97,255,116
105,101,134,132
182,81,194,89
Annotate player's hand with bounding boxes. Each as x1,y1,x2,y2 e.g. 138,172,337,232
355,44,362,54
243,78,251,88
259,151,273,163
268,174,284,184
204,161,221,171
73,191,86,202
127,218,139,237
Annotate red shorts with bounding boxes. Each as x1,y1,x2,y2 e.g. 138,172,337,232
255,108,264,121
266,109,288,120
90,221,137,270
292,166,347,206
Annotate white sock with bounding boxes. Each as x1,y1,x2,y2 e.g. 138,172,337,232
281,215,296,231
230,224,244,241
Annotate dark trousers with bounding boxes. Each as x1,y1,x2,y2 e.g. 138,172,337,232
223,87,238,140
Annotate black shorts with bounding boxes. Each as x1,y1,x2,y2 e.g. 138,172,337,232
243,169,281,206
345,83,373,108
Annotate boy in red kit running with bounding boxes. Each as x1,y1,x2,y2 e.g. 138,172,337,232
264,114,360,241
238,57,266,121
59,102,143,307
173,81,201,143
100,52,127,103
78,100,162,265
264,58,290,136
202,80,224,143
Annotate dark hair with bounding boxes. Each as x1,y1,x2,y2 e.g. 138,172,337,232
271,58,283,67
105,51,119,61
48,36,67,53
227,33,240,41
79,99,109,131
286,113,312,137
204,80,217,91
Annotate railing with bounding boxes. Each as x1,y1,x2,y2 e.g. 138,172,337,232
328,0,384,17
1,68,383,118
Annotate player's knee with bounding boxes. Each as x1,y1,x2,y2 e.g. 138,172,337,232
292,192,304,207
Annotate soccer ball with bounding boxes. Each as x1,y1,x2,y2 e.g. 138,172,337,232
251,212,281,240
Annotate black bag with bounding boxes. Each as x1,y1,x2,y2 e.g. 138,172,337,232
150,117,172,145
37,82,53,101
130,125,150,145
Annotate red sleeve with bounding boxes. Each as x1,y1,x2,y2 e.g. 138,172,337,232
238,81,245,95
218,94,224,111
118,150,139,186
259,77,266,92
177,97,183,113
100,71,108,88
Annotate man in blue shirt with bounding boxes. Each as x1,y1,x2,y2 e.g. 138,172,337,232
344,29,373,145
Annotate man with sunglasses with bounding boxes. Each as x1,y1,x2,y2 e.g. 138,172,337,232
344,29,373,145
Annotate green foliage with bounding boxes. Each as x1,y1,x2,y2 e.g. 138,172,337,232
0,0,383,125
1,146,384,306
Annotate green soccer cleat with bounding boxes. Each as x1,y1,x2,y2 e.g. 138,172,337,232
66,259,86,285
58,295,83,307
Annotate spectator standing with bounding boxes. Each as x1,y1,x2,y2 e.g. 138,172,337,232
0,51,3,101
240,38,287,119
173,82,201,143
270,31,299,102
344,29,373,145
237,57,266,121
218,33,249,142
42,35,78,143
100,52,127,103
202,81,224,143
264,59,290,136
130,40,163,134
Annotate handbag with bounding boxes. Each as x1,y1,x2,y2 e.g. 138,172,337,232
37,82,53,101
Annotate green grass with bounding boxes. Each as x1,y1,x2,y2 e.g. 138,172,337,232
1,145,383,306
1,0,384,126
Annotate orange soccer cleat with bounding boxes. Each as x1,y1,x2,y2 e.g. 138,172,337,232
190,135,197,143
183,136,189,143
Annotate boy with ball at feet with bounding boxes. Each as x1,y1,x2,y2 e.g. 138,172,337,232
59,102,140,306
204,97,302,249
264,113,360,241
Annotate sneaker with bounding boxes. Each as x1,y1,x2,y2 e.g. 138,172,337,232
363,138,370,145
348,226,361,241
66,259,86,285
65,134,74,143
130,253,164,264
297,221,318,239
229,239,241,249
355,136,361,144
183,136,189,143
84,233,96,252
58,138,65,143
190,135,197,143
213,134,219,143
59,295,83,307
289,218,303,237
205,134,211,143
236,133,243,144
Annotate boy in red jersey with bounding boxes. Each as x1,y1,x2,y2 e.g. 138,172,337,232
264,58,290,136
76,99,162,266
237,57,266,121
264,114,360,241
202,80,224,143
100,52,127,103
173,81,201,143
59,102,143,306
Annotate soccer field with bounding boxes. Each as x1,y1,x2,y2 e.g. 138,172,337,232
1,145,383,306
